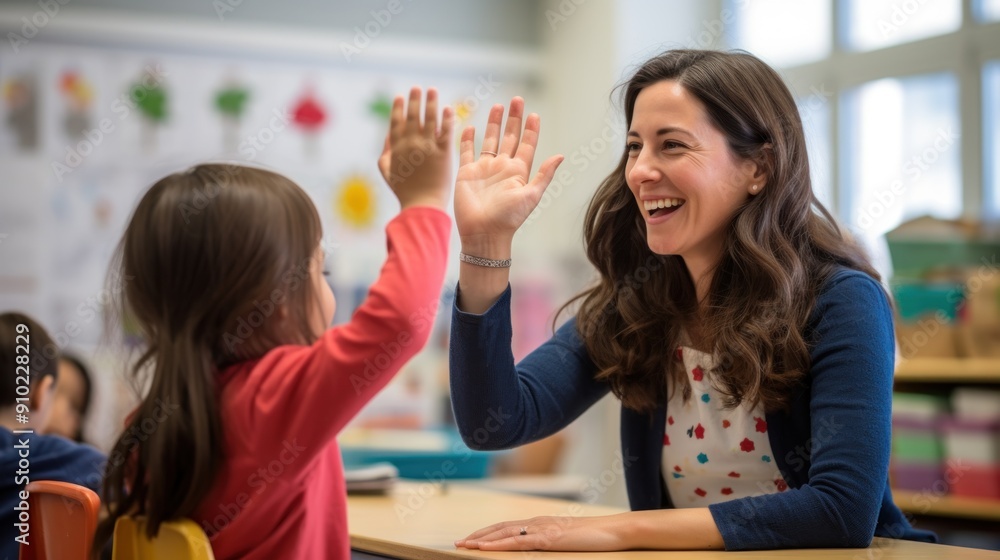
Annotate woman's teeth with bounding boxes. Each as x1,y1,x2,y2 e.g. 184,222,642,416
644,198,685,212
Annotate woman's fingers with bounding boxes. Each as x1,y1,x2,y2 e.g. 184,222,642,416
459,125,476,167
480,103,504,156
497,97,524,157
423,87,438,136
514,112,541,168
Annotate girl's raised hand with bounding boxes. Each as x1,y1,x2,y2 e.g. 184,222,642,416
455,98,564,243
379,87,455,210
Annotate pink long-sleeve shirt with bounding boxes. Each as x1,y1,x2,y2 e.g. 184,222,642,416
192,206,451,559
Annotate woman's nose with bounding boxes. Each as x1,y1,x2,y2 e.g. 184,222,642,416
627,149,662,186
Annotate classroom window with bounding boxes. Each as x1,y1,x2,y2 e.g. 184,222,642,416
727,0,832,68
977,0,1000,22
841,73,961,235
798,96,833,210
842,0,962,52
986,62,1000,219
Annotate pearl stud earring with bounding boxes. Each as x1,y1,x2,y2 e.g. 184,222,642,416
751,184,758,192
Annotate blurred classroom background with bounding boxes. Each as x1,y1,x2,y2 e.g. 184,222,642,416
1,0,999,550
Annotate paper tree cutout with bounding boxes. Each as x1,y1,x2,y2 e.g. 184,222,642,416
336,174,377,229
214,82,249,152
60,70,94,141
291,87,328,158
3,74,38,150
129,67,168,153
368,93,392,122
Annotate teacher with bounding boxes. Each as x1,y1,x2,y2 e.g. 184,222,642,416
447,49,938,552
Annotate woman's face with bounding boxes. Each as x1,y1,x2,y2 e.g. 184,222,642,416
625,80,760,264
43,359,86,440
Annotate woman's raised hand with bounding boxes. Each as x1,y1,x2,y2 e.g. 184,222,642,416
378,87,454,210
454,97,564,245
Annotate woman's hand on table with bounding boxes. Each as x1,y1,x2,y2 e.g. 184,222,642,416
455,514,631,552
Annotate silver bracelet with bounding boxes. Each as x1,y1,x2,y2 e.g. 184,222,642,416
459,252,511,268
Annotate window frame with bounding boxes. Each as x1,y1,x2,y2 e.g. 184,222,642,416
720,0,1000,224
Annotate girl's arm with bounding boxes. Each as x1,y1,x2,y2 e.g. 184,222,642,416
234,88,453,461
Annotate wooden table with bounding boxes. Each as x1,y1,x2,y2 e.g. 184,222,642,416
348,483,1000,559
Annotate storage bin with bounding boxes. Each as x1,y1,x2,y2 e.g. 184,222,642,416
945,462,1000,500
892,416,944,463
340,428,494,480
891,463,945,493
941,417,1000,465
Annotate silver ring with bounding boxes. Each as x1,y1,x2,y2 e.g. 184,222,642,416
481,150,498,156
519,526,527,536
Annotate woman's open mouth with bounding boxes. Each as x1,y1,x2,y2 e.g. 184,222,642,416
644,197,686,218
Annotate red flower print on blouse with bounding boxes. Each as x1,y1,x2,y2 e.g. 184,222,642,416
675,348,683,361
668,415,674,425
694,423,705,439
722,419,731,428
694,488,707,497
663,434,670,446
740,438,755,452
728,471,741,478
775,479,788,492
721,488,733,495
754,416,767,433
692,366,704,381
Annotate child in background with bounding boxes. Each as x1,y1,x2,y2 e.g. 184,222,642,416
0,312,106,560
41,353,94,442
93,87,453,560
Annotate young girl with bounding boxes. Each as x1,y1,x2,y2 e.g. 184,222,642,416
94,87,454,559
448,51,938,551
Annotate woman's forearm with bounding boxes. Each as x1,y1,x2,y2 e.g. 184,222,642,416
622,508,725,550
457,234,513,314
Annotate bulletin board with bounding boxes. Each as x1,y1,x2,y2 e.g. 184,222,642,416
0,9,540,446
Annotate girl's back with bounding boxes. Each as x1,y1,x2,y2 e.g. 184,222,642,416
95,88,455,559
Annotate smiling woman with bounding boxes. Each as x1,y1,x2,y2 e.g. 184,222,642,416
447,49,940,552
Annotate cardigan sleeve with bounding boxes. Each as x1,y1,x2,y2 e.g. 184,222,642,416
449,285,610,450
708,270,896,549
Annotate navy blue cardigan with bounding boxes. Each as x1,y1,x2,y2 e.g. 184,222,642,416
449,268,938,550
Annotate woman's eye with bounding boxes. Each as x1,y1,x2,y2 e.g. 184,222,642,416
626,142,641,154
663,141,685,150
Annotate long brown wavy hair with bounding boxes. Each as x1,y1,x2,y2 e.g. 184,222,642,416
93,164,322,553
569,50,879,414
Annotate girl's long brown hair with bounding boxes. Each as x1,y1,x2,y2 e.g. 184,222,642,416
94,164,322,552
569,50,879,413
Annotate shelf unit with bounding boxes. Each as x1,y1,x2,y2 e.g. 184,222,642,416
892,359,1000,527
893,489,1000,523
894,358,1000,383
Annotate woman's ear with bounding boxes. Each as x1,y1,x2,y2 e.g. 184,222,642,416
747,143,773,195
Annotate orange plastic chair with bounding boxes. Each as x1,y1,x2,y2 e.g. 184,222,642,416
18,480,101,560
112,516,215,560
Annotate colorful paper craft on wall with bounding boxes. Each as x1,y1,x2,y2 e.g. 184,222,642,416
129,67,168,153
214,80,250,152
59,70,94,141
291,86,328,158
368,92,392,122
3,74,39,150
335,174,377,229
